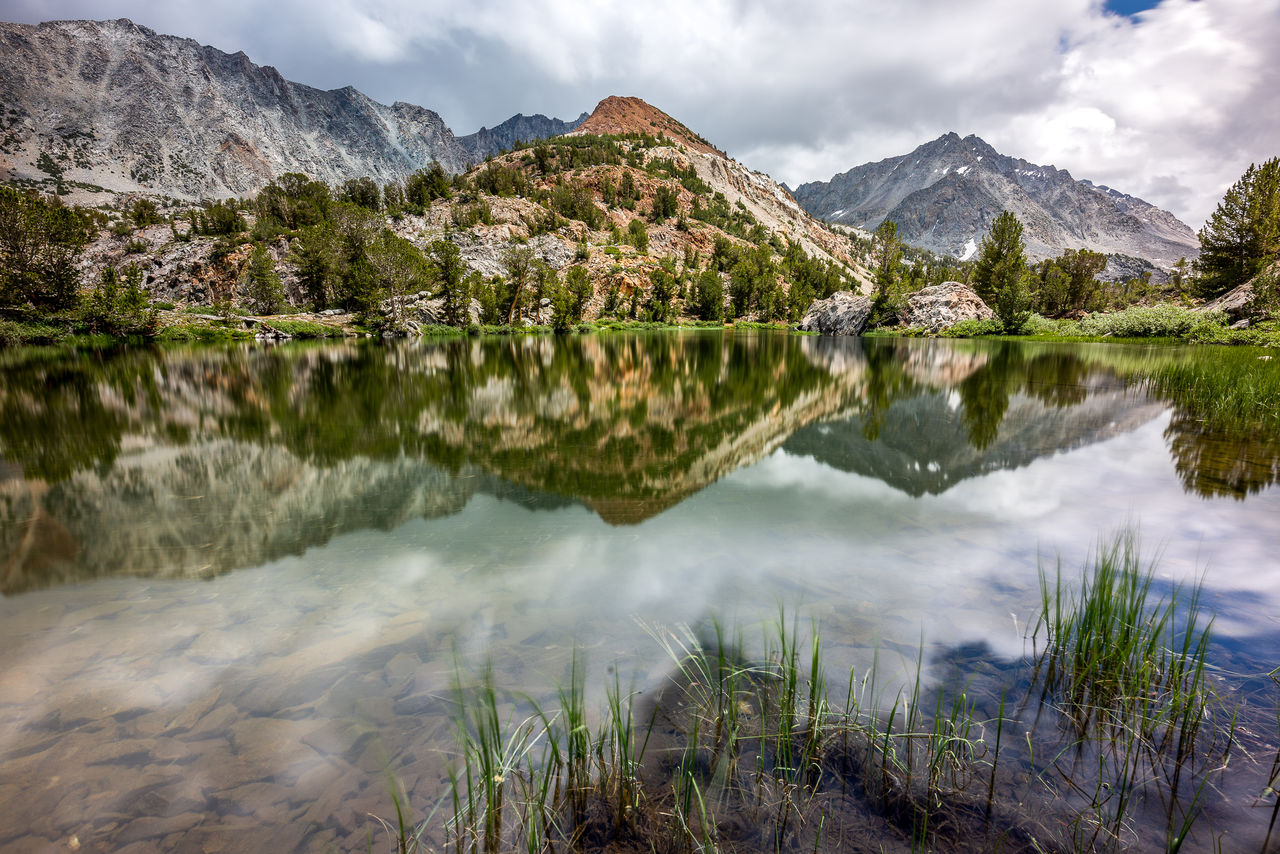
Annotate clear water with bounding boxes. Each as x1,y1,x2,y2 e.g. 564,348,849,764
1,332,1277,852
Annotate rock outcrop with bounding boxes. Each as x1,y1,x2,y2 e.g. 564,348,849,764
793,132,1199,269
1198,261,1277,321
799,292,872,336
898,282,994,332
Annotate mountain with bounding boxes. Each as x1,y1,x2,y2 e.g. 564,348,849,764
570,95,725,156
792,132,1199,269
457,111,588,162
0,18,579,199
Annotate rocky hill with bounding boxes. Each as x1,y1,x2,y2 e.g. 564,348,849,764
792,132,1199,269
571,96,724,156
68,90,876,324
0,18,579,200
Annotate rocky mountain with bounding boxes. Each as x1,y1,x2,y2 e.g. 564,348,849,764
457,111,588,163
0,18,578,200
792,132,1199,269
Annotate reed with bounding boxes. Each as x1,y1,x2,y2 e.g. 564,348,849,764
411,559,1239,854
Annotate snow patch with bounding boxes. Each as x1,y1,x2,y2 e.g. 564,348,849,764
959,237,978,261
955,165,970,175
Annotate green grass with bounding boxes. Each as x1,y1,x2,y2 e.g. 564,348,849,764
405,532,1244,853
0,318,71,347
155,323,254,342
261,318,344,338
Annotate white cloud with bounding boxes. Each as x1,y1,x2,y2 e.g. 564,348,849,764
6,0,1279,226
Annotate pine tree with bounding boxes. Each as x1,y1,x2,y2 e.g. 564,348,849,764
431,240,470,326
244,245,285,315
870,219,902,321
1195,157,1280,298
974,211,1031,333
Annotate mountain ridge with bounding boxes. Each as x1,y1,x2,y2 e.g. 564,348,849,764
792,132,1199,268
0,18,581,200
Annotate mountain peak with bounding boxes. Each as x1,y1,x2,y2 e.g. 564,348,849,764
793,134,1199,267
574,96,722,156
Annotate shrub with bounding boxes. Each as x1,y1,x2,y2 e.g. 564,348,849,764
1077,304,1226,338
940,318,1003,338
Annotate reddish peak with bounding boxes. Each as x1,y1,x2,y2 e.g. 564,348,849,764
574,96,722,156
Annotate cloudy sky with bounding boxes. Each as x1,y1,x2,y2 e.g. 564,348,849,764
5,0,1278,227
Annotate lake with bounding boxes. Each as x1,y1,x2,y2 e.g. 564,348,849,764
1,332,1278,853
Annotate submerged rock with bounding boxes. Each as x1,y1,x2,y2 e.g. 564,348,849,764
899,282,994,332
799,291,872,336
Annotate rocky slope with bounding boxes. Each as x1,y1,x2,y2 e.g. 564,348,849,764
793,132,1199,269
0,18,578,200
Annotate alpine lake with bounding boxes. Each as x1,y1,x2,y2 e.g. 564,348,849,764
1,330,1279,854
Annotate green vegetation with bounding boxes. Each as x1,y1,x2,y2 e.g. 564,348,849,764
1195,156,1279,298
870,219,903,323
244,244,285,315
389,534,1242,853
973,210,1033,332
0,186,93,312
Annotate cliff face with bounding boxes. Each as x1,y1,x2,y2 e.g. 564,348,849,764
793,133,1199,268
0,19,575,199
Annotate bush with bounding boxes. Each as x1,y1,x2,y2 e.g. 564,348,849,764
940,318,1003,337
628,219,649,253
1077,304,1226,338
265,319,341,338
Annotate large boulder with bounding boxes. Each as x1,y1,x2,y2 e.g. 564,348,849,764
799,291,873,336
1198,261,1278,321
1198,282,1254,321
899,282,994,332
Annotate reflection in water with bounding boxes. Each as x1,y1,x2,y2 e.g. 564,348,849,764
2,335,1280,594
0,334,1279,851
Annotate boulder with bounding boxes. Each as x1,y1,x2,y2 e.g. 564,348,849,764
1198,281,1256,321
1199,261,1279,321
799,291,872,336
898,282,994,332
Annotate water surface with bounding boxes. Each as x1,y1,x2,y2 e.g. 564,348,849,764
1,332,1277,852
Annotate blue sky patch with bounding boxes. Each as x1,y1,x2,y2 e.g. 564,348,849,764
1104,0,1164,17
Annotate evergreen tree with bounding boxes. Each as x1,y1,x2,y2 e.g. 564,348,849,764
647,266,677,322
974,211,1031,332
370,230,431,323
404,163,453,211
431,239,471,326
564,265,592,322
290,224,339,310
340,177,382,211
628,219,649,253
1195,157,1280,297
0,188,92,311
870,219,902,321
691,269,725,322
502,245,535,325
244,245,285,314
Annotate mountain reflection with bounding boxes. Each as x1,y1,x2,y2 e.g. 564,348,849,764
0,333,1275,592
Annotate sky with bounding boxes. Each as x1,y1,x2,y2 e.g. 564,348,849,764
4,0,1278,228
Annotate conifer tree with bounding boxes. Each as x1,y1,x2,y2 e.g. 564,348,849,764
1195,157,1280,298
244,245,285,315
974,211,1031,332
